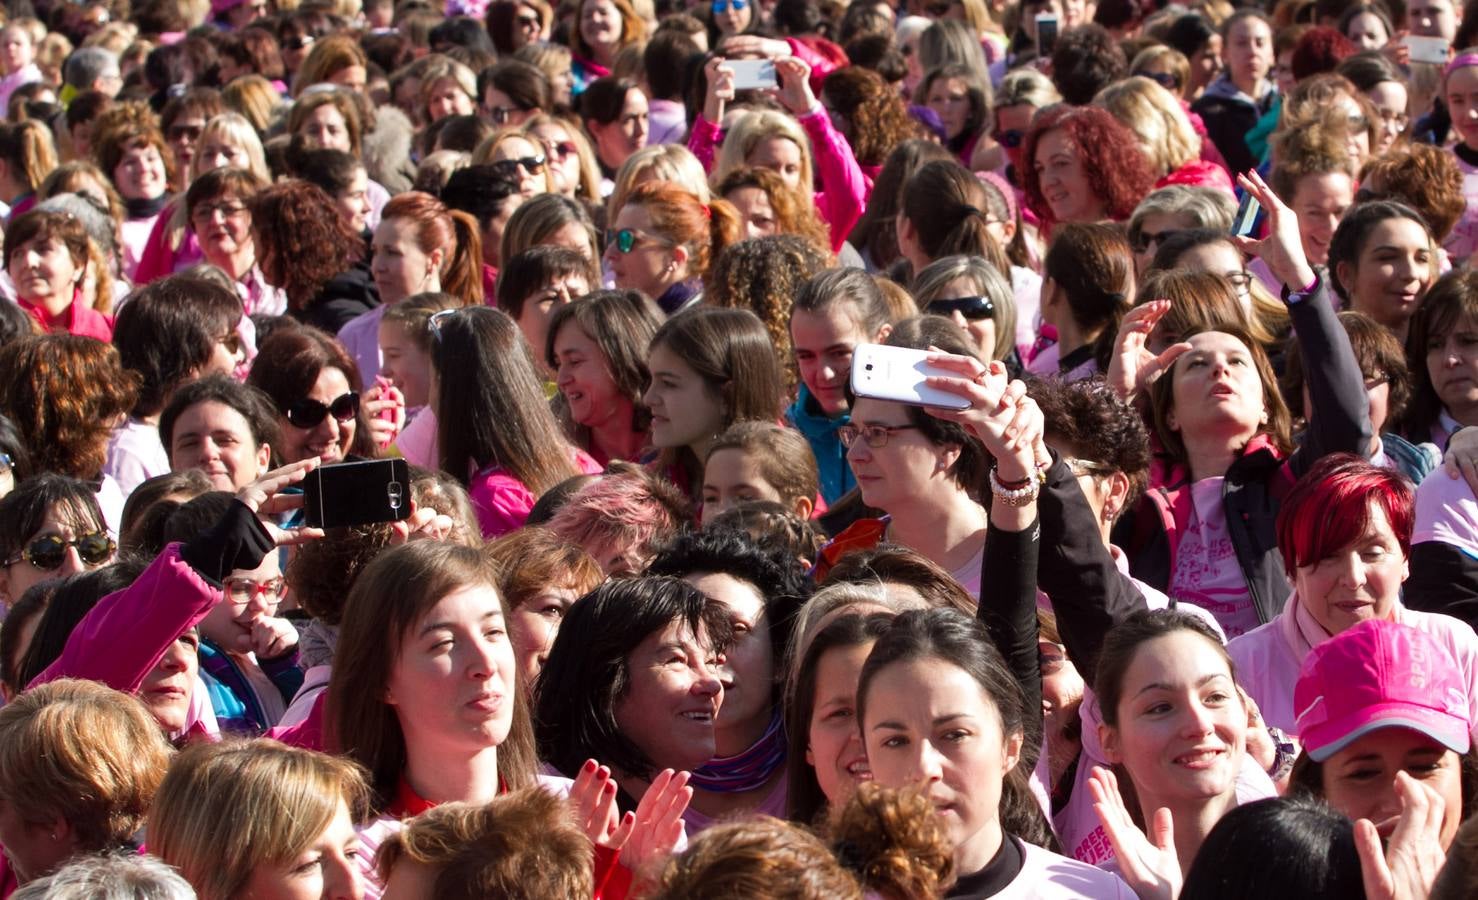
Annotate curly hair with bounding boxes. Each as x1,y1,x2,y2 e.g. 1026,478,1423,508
1290,25,1355,80
824,783,954,900
285,523,397,625
1360,144,1466,243
714,166,832,255
821,66,922,168
1022,105,1156,226
649,817,863,900
92,101,176,189
249,180,366,311
705,234,831,392
1268,117,1359,202
1032,376,1152,507
0,335,139,479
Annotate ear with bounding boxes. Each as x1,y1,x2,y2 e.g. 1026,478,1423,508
804,744,815,767
1098,723,1122,764
936,442,962,473
793,494,815,520
255,442,273,472
1335,259,1353,294
1102,470,1131,523
1000,217,1018,242
1166,405,1180,433
874,322,893,343
670,244,690,269
1002,728,1025,775
0,564,11,607
427,246,445,277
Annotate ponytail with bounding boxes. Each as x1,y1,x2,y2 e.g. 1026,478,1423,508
704,197,743,274
443,209,485,305
0,121,57,193
936,205,1011,279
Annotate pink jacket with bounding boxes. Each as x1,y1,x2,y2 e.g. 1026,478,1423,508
469,450,603,539
1227,591,1478,738
687,104,869,253
133,201,203,285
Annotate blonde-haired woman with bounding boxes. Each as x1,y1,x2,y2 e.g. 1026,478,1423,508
149,740,370,900
522,113,601,203
135,111,271,284
1095,76,1234,195
292,33,368,97
912,254,1019,368
223,74,285,135
471,129,557,197
608,143,710,226
694,56,866,254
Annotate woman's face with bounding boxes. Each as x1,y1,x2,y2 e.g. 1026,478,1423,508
1101,631,1245,807
542,221,596,260
1040,641,1085,743
169,400,270,491
864,657,1022,872
1294,501,1408,635
807,641,875,809
371,217,440,307
378,321,435,409
279,366,357,464
686,572,772,754
552,320,633,432
791,302,873,417
846,397,954,512
714,0,752,33
487,136,548,198
1291,172,1354,268
926,77,972,142
1320,728,1464,849
1131,211,1196,277
238,799,364,900
513,2,547,47
1343,218,1433,332
1189,34,1224,90
1427,314,1478,416
933,275,997,362
1033,128,1103,224
0,503,113,605
426,77,473,122
299,105,351,153
192,191,253,266
1174,241,1253,319
335,168,371,235
643,342,727,453
1346,11,1391,48
167,116,206,180
8,234,79,308
605,203,677,298
1367,81,1409,156
1166,331,1266,446
1335,94,1373,166
748,137,805,192
613,618,725,772
195,135,251,175
1224,17,1273,89
515,273,590,374
590,89,648,170
386,584,517,757
507,584,580,687
531,123,582,197
113,143,167,201
726,186,779,240
328,64,367,95
139,628,201,735
199,553,283,654
701,447,785,524
1448,66,1478,150
580,0,624,53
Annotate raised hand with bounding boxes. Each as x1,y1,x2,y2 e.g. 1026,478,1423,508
619,769,693,877
569,759,623,848
1355,771,1447,900
235,459,324,546
773,55,816,116
1088,766,1182,900
1105,300,1192,400
719,34,792,59
918,355,1038,473
388,505,458,545
363,381,405,450
1231,170,1316,293
702,55,736,124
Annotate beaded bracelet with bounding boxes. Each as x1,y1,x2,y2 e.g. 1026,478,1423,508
989,468,1039,507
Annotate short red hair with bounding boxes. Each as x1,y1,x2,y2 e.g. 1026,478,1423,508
1021,105,1156,227
1275,453,1414,578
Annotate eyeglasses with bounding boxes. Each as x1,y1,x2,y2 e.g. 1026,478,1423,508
1064,456,1115,478
191,201,249,225
281,34,314,50
711,0,747,11
993,128,1024,149
1364,371,1390,391
838,423,920,448
927,296,995,321
1224,271,1254,297
489,154,545,179
1348,113,1370,131
5,531,114,570
168,123,204,142
1141,71,1181,91
284,392,359,429
1130,228,1176,255
606,227,672,253
546,140,579,159
488,106,519,125
223,575,286,610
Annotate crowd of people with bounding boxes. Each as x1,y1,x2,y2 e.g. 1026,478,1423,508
5,0,1478,896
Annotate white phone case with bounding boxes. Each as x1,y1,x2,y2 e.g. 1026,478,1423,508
850,344,971,410
727,59,778,91
1405,35,1450,65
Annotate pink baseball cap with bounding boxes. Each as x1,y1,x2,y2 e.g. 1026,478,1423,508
1295,619,1471,763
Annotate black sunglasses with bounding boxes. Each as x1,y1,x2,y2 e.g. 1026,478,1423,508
285,392,359,429
993,128,1025,149
6,531,114,570
928,296,995,320
489,155,545,179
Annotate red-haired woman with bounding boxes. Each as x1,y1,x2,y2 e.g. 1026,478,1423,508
1022,105,1157,231
1227,453,1478,744
339,191,483,386
604,181,742,314
250,180,378,335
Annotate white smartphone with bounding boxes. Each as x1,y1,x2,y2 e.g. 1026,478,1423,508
1035,13,1059,57
1232,191,1260,238
1405,34,1450,65
850,344,971,411
727,58,778,91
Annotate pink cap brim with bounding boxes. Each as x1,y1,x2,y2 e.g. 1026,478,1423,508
1304,701,1471,763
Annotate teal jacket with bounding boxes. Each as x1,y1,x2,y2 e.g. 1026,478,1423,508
787,384,854,504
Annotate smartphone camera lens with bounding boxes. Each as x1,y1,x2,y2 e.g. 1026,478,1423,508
865,363,874,371
387,481,403,511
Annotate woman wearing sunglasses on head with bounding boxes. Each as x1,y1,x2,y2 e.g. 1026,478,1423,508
248,325,379,466
605,181,742,314
913,255,1021,376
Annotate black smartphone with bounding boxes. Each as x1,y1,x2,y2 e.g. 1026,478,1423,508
302,458,412,529
1036,13,1059,57
1232,191,1261,238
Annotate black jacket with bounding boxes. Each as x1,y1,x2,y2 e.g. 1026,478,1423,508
293,260,380,335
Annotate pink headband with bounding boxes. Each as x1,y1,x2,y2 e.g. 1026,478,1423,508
1444,53,1478,81
975,170,1018,225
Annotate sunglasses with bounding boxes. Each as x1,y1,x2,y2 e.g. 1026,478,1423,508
927,296,995,320
993,128,1024,148
1142,71,1181,91
712,0,747,10
547,140,579,159
169,123,204,142
6,531,114,570
285,392,359,429
489,155,545,179
605,227,671,253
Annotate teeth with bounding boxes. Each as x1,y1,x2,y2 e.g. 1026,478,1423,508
846,762,871,775
681,712,711,721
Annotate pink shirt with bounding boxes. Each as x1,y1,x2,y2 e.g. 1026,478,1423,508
1414,465,1478,559
1170,477,1261,638
469,449,603,539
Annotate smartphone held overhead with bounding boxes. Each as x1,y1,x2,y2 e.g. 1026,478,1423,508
850,344,971,411
727,58,778,91
302,458,412,529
